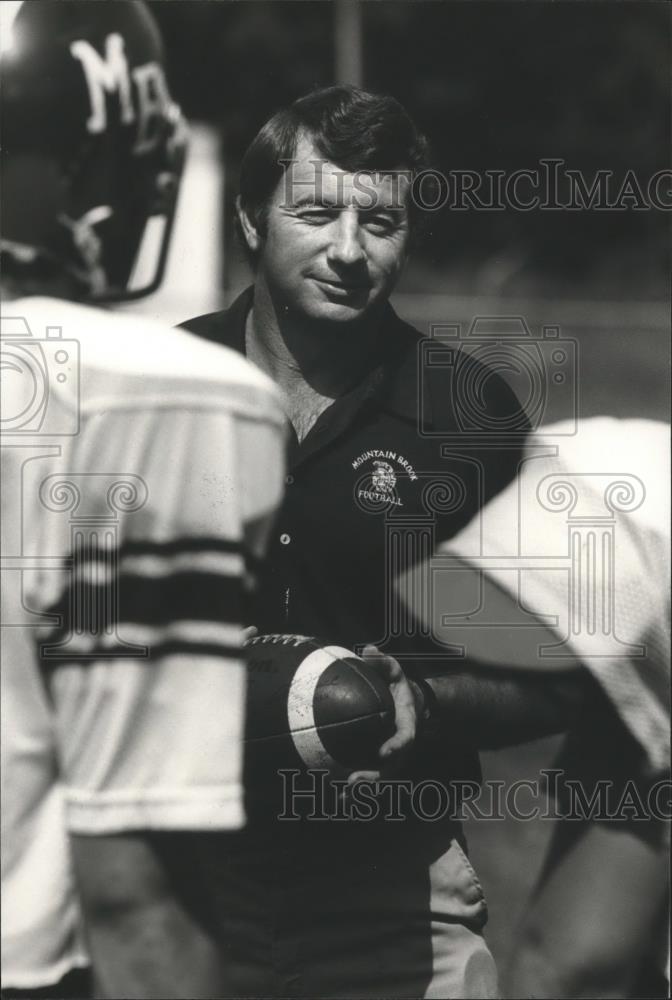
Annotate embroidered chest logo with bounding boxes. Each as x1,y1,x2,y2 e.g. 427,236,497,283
371,460,396,494
352,449,418,511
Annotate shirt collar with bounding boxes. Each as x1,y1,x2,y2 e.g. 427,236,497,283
217,286,434,428
374,304,435,429
217,286,253,354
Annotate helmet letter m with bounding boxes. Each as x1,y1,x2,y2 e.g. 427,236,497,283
70,33,134,134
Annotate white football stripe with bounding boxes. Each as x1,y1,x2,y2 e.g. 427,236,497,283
46,620,242,654
286,646,355,770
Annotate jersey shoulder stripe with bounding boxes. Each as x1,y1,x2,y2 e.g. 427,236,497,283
37,535,247,667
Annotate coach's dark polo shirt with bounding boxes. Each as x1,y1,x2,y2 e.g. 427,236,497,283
183,288,528,837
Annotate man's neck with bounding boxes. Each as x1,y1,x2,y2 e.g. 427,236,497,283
245,276,385,400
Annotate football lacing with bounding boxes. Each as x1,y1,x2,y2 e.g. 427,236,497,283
246,633,316,647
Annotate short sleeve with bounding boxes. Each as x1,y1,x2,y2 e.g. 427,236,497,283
40,396,285,834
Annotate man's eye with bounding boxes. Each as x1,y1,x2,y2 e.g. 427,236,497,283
298,210,335,224
364,215,397,233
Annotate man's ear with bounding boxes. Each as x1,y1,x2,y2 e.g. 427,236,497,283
235,196,261,253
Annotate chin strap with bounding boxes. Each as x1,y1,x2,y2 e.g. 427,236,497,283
0,205,113,300
0,240,86,298
57,205,113,297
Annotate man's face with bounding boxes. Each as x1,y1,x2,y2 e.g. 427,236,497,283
254,134,411,324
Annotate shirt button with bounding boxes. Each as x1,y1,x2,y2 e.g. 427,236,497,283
280,533,291,545
285,474,294,486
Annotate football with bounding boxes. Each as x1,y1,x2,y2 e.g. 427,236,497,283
243,634,396,782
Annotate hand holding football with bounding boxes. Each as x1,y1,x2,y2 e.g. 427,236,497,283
244,634,397,779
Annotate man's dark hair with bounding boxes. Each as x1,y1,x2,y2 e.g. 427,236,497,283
237,84,431,255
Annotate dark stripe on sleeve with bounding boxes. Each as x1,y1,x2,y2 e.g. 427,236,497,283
41,571,244,647
118,571,244,626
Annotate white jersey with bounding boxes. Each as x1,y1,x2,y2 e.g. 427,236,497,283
1,297,285,986
430,418,670,778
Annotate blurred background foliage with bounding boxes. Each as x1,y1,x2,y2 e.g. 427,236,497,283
150,0,670,300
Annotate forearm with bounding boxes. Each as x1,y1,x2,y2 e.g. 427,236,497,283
71,833,228,999
506,820,669,999
416,667,588,750
85,891,227,999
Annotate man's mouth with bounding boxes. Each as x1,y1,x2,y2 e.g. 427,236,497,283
313,276,370,292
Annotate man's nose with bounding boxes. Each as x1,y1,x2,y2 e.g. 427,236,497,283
327,210,367,266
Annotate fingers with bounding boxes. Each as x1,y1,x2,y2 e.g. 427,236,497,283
360,644,418,767
361,644,401,681
347,769,381,785
383,682,416,753
364,646,416,753
242,625,258,644
379,714,415,758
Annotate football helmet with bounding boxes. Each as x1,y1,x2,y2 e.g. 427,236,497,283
0,0,187,301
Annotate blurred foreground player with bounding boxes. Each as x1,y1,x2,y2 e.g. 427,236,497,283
0,3,284,997
417,418,670,999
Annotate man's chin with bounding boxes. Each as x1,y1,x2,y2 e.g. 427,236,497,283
301,291,378,324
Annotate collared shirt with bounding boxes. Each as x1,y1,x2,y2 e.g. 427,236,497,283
182,288,529,826
183,287,527,655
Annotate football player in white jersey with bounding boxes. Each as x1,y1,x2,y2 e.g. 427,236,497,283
403,417,670,999
0,3,285,997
